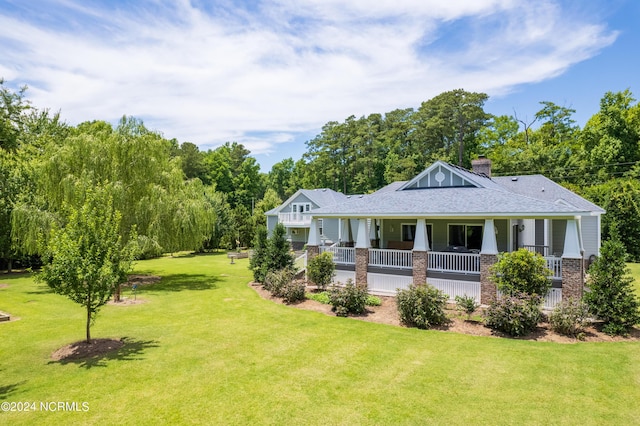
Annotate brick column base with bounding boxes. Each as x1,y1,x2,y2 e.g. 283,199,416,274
306,245,320,261
480,254,498,305
355,248,369,289
412,251,428,285
562,257,584,301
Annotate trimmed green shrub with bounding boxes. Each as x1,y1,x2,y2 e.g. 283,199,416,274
548,298,590,337
396,284,448,329
329,280,368,317
455,294,480,320
484,293,542,337
267,223,294,273
366,295,382,307
264,267,296,298
584,236,640,336
281,280,306,304
308,291,381,308
490,249,551,297
307,251,335,290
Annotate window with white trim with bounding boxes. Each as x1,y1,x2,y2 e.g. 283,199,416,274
292,203,311,213
402,223,432,247
448,224,483,250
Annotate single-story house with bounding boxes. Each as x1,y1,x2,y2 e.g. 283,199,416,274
270,157,605,308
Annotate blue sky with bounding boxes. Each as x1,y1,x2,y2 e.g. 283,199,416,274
1,0,638,172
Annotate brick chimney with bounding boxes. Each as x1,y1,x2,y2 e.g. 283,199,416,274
471,156,492,177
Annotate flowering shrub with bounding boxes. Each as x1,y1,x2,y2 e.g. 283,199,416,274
396,284,448,329
548,298,590,337
329,280,368,317
485,293,542,337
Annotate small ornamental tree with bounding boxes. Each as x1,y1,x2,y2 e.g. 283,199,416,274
490,249,552,297
38,191,137,343
249,226,268,283
266,223,293,272
307,251,335,290
584,237,640,335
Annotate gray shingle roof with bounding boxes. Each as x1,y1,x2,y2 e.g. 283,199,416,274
301,188,350,207
267,162,604,218
265,188,349,215
493,175,605,213
311,186,597,217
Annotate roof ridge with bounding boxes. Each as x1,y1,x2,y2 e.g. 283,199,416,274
445,161,492,180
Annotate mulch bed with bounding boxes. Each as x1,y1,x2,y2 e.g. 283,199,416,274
51,338,124,361
250,282,640,343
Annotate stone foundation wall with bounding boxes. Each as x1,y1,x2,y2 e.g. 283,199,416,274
355,248,369,288
412,251,428,285
562,257,584,301
480,254,498,304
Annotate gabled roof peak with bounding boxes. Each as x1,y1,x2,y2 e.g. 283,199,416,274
398,160,494,191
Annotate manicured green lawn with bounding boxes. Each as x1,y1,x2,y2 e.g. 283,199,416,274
627,262,640,295
1,253,639,425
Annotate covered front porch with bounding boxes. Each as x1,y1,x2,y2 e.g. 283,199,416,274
306,216,584,308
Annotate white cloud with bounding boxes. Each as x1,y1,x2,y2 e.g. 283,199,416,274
0,0,617,157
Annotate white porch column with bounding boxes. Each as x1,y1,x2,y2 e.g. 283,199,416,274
340,218,353,244
480,219,498,255
562,218,584,301
369,219,377,240
308,218,320,246
562,219,582,258
413,218,430,251
355,218,370,249
480,219,498,304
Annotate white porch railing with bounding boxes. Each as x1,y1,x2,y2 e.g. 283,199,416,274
368,248,413,269
544,256,562,279
428,252,480,274
522,245,551,256
278,212,312,226
294,252,307,272
497,288,563,309
543,288,562,309
320,246,355,265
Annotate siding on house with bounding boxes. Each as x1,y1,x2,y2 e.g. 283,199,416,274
266,216,278,234
581,215,601,259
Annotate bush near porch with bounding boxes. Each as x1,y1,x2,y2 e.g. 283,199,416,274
1,253,640,425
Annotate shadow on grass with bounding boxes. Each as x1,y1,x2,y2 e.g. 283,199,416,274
0,376,26,400
144,273,219,293
164,251,229,259
26,284,54,295
49,337,160,369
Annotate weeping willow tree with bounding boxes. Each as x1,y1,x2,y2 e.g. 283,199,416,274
12,117,214,260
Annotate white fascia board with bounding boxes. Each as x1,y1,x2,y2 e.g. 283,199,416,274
309,212,591,220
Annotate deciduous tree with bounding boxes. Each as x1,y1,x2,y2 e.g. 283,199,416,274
38,190,137,342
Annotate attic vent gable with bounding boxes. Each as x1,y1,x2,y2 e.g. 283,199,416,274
399,161,480,191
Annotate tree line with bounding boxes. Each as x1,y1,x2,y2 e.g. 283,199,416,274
0,79,281,273
2,81,640,269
